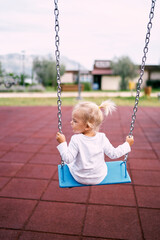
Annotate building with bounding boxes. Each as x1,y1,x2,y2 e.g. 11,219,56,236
61,60,160,90
61,70,93,84
144,65,160,88
92,60,121,90
92,60,160,90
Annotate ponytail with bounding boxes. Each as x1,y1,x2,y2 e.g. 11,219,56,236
99,100,116,116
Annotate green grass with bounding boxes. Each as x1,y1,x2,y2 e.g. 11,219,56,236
0,96,159,107
45,86,56,92
38,87,160,93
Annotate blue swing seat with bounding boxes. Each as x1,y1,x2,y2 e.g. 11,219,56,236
58,160,131,188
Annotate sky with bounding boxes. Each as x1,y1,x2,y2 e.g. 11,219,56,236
0,0,160,70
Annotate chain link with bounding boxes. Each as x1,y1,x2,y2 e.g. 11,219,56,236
54,0,62,134
53,0,156,167
124,0,156,165
129,0,156,137
54,0,64,166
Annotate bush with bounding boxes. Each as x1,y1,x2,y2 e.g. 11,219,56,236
0,85,25,92
146,80,160,89
83,82,91,91
28,85,45,92
0,84,45,92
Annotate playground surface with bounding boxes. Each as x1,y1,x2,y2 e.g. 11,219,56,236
0,106,159,240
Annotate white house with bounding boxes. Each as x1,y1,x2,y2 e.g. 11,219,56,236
61,70,93,84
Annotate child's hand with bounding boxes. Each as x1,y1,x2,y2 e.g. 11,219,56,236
126,136,134,146
56,132,66,143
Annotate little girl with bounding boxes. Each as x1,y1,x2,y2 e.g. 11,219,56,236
56,100,134,185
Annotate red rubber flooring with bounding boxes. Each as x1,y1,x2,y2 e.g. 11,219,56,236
0,106,159,240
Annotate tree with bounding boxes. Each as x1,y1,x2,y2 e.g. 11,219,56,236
111,56,138,90
0,62,4,77
33,58,65,87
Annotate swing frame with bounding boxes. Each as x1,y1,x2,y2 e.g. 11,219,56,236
54,0,156,188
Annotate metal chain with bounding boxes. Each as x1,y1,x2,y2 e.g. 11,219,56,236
129,0,156,137
54,0,64,167
124,0,156,164
53,0,156,167
54,0,62,134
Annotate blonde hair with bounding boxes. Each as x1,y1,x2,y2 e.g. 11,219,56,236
73,100,116,131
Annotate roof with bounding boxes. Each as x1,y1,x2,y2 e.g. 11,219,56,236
92,69,113,75
144,65,160,71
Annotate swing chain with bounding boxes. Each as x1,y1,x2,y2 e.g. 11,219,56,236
54,0,156,169
129,0,156,137
54,0,62,134
54,0,64,167
124,0,156,165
